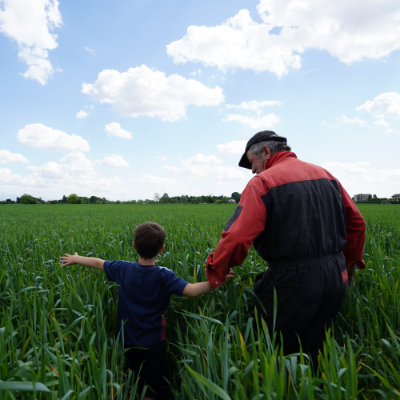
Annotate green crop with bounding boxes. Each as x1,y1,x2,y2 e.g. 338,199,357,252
0,203,399,399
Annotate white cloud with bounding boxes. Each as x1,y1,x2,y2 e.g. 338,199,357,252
182,153,223,166
216,140,246,156
0,0,62,84
385,128,400,135
0,168,23,184
323,161,400,197
357,92,400,120
0,149,29,164
179,153,245,181
27,161,64,179
104,122,132,139
100,154,129,168
59,152,96,177
167,1,400,76
227,100,281,116
163,165,180,172
223,113,280,130
18,123,90,152
374,119,390,127
155,156,168,161
76,110,89,119
85,46,94,54
139,174,180,188
82,64,224,121
336,115,367,126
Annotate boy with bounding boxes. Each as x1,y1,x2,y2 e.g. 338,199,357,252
60,222,234,399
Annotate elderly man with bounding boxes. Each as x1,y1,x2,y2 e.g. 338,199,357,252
206,130,366,366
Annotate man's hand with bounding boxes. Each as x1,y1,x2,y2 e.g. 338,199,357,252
347,264,356,289
60,252,79,267
221,268,235,284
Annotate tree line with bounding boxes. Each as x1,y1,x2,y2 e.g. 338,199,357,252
2,192,241,205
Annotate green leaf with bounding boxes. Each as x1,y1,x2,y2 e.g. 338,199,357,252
0,381,51,393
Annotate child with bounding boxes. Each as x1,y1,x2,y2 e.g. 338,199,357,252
60,222,234,399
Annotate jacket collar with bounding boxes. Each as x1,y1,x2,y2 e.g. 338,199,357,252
264,151,297,171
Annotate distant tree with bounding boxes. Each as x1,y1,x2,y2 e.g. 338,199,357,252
221,196,229,203
231,192,241,203
206,196,215,204
20,194,37,204
154,193,160,202
170,197,178,203
116,200,121,204
373,194,377,199
368,194,372,201
62,195,67,203
215,200,222,204
67,193,80,204
159,193,169,203
190,197,200,204
16,197,21,204
101,197,107,204
80,197,89,204
6,199,11,204
181,195,188,204
95,199,101,204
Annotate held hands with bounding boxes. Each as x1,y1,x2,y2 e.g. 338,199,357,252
60,252,79,268
221,268,235,285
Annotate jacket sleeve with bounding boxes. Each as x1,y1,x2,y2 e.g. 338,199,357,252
206,181,266,288
339,182,366,269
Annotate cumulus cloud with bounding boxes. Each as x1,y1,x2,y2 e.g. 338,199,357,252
18,123,90,152
227,100,281,116
100,154,129,168
357,92,400,120
223,113,280,130
139,174,180,188
167,0,400,76
0,168,23,184
323,161,400,197
82,64,224,121
163,165,180,172
104,122,132,139
155,156,168,161
216,140,247,156
76,110,89,119
336,115,367,126
0,150,29,164
0,0,62,84
180,153,245,180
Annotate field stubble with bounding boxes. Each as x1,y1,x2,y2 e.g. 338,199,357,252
0,204,399,399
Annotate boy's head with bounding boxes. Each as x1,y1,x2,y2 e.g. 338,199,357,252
133,222,165,259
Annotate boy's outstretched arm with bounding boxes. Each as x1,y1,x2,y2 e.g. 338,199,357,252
60,252,105,271
183,268,234,297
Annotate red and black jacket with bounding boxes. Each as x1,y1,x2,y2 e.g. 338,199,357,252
206,152,366,288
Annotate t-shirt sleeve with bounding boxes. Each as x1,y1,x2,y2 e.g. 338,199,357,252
160,268,189,296
103,260,130,283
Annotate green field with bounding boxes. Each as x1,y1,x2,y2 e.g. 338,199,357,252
1,204,400,399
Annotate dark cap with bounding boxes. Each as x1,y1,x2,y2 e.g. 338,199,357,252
238,130,287,169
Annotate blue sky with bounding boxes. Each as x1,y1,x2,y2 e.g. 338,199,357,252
1,0,400,201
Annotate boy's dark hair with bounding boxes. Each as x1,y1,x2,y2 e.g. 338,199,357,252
134,222,165,259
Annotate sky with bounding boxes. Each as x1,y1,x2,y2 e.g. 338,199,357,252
1,0,400,201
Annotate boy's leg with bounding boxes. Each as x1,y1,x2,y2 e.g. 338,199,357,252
125,341,168,399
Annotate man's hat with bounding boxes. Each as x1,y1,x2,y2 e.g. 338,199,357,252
238,130,287,169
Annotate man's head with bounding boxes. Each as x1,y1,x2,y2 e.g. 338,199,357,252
239,130,291,174
133,222,165,259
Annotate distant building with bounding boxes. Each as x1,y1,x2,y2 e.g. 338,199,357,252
392,193,400,201
353,194,371,202
228,198,236,203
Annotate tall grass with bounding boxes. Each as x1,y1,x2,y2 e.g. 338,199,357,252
0,204,399,399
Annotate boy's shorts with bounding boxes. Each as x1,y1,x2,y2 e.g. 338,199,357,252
125,340,168,398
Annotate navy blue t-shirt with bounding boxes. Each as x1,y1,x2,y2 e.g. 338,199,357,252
104,260,189,346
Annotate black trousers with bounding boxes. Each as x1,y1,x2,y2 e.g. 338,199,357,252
252,252,347,368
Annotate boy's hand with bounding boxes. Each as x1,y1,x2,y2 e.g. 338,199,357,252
221,268,235,284
60,252,79,267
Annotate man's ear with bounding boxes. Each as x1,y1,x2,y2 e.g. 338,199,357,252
132,241,136,250
262,145,272,159
158,244,165,255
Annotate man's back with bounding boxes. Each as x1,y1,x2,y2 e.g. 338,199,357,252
252,152,347,263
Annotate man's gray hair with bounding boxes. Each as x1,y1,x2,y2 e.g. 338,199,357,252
249,140,291,158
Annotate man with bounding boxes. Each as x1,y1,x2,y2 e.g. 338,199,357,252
206,130,366,366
